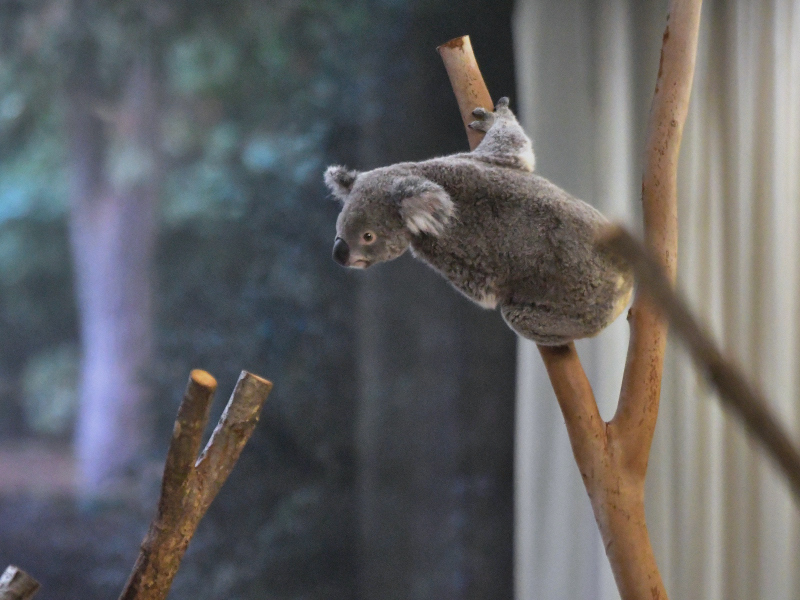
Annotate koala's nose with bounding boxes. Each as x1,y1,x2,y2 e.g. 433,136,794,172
332,237,350,266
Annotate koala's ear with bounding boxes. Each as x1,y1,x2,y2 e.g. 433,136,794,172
395,177,455,237
324,165,359,201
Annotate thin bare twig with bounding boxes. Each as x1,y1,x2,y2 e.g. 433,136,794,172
0,566,39,600
119,370,272,600
600,225,800,500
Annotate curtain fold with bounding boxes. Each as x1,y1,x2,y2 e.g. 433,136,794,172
513,1,800,598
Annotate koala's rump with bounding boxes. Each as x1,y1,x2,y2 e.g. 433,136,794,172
508,183,629,331
424,166,630,337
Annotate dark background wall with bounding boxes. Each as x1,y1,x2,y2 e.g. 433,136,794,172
351,4,517,598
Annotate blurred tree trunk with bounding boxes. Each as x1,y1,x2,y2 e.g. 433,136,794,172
66,40,160,495
355,4,516,598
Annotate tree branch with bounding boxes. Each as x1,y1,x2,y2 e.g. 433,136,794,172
193,372,271,515
439,2,702,593
0,566,39,600
600,225,800,501
437,36,494,150
157,369,216,529
538,344,605,466
119,370,272,600
612,0,702,461
448,38,605,459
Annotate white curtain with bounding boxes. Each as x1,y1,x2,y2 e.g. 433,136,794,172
512,1,800,599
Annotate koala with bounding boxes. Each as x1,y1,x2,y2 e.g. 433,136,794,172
324,97,633,345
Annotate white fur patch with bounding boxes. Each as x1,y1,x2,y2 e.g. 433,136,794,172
610,276,633,321
518,146,536,171
475,293,498,309
400,186,454,237
406,212,446,236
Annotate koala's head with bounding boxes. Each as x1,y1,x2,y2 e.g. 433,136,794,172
324,165,455,269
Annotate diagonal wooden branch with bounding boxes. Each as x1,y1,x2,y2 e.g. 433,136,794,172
437,36,494,151
600,225,800,501
439,34,611,500
0,566,39,600
119,370,272,600
537,344,605,466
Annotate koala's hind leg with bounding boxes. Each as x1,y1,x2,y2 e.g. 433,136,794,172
500,301,583,346
468,97,536,172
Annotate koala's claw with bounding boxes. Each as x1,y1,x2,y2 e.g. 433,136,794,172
468,119,491,132
495,97,510,109
469,106,496,132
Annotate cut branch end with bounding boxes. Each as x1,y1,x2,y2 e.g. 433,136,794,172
0,566,40,600
189,369,217,389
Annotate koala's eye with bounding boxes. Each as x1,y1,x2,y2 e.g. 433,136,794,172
362,231,376,244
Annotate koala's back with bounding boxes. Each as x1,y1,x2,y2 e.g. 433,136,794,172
413,157,609,284
412,157,631,341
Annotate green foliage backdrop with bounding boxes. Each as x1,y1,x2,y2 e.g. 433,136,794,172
0,0,517,598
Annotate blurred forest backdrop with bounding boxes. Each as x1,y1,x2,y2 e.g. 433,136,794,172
0,0,517,598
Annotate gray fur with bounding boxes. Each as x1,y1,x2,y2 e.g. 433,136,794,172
324,98,633,345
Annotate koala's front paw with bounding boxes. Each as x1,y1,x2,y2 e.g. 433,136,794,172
468,106,496,132
493,97,515,119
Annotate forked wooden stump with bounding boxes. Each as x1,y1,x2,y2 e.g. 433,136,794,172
119,369,272,600
0,369,271,600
